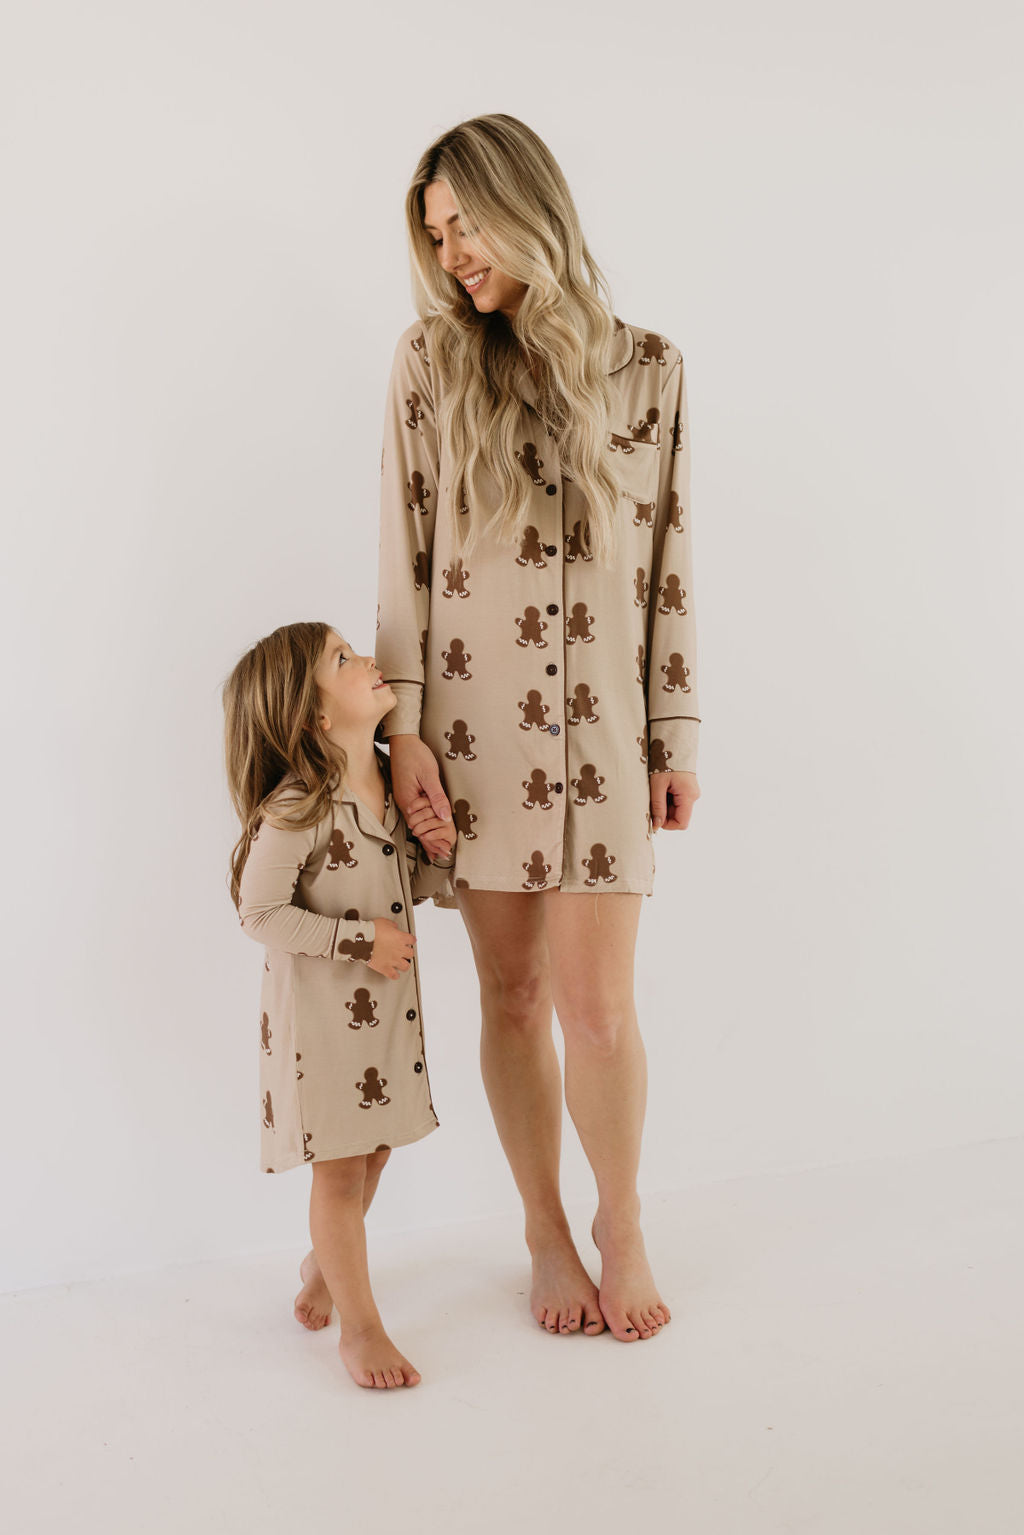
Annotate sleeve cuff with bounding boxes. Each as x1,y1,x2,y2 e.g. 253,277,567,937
380,682,424,738
646,717,700,775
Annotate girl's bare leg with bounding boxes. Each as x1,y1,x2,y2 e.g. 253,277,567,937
295,1147,391,1330
543,890,670,1343
307,1153,420,1388
456,890,604,1336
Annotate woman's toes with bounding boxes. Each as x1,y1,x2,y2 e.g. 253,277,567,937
583,1307,605,1334
546,1310,560,1333
564,1305,583,1333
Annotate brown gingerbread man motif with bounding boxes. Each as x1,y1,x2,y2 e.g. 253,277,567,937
302,1131,314,1162
337,932,374,961
522,851,551,890
571,764,607,805
412,551,431,590
565,520,593,562
630,407,661,444
260,1012,271,1054
567,683,599,724
566,602,594,643
522,770,554,810
661,653,691,693
327,830,358,870
295,1050,303,1081
648,738,673,773
667,492,685,533
405,391,424,430
444,719,477,759
514,441,547,485
516,606,549,648
637,734,648,766
582,843,617,885
657,574,687,615
410,331,429,358
442,558,470,599
638,333,669,366
632,500,654,528
636,643,646,685
356,1068,390,1109
452,799,478,839
634,568,649,608
407,470,431,514
518,690,550,730
516,525,547,568
345,988,379,1029
441,639,472,679
670,408,684,454
262,1090,274,1130
608,431,636,454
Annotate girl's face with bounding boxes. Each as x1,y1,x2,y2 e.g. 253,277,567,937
423,180,527,322
314,631,394,739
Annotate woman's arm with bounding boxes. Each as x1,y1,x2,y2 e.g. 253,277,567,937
646,349,701,831
237,817,376,961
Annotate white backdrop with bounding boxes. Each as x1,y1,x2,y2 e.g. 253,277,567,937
2,0,1021,1292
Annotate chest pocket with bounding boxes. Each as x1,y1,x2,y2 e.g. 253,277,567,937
607,433,660,506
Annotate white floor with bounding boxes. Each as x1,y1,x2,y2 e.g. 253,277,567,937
3,1137,1021,1535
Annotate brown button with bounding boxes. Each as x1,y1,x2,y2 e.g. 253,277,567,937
391,901,402,913
545,663,557,676
406,1009,416,1021
414,1062,423,1073
545,484,557,496
544,544,557,557
554,782,564,793
546,604,559,616
382,844,395,856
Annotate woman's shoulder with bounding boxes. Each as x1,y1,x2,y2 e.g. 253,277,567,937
614,317,683,373
392,315,436,366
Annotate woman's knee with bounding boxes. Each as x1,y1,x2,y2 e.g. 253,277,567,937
558,998,637,1057
480,967,551,1034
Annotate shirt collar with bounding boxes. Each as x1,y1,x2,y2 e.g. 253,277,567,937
514,315,633,413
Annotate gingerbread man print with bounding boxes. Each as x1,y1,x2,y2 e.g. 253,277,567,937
444,719,477,759
567,683,599,724
632,500,654,529
452,799,478,839
412,551,431,590
571,764,607,805
356,1068,390,1109
657,574,687,615
661,653,691,693
262,1090,274,1130
346,988,379,1029
638,333,669,366
518,690,550,730
522,770,554,810
566,602,594,643
337,932,374,961
407,470,431,514
667,492,685,533
648,738,673,773
516,525,547,568
522,851,551,890
327,831,358,870
441,639,472,679
565,520,593,563
636,643,646,685
514,441,547,486
516,607,549,647
630,407,661,444
582,844,617,885
634,568,649,609
260,1012,271,1054
442,558,470,599
405,391,424,430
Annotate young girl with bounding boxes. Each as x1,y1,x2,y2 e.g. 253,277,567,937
223,621,455,1390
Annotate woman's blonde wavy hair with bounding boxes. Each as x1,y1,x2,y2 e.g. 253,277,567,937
405,114,622,563
223,622,346,908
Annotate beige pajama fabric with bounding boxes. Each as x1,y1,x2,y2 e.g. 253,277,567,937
375,317,699,900
238,749,454,1171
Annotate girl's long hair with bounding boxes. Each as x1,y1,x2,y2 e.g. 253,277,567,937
223,622,345,908
405,113,622,562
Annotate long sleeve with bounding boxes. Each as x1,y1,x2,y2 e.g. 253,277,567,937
645,352,700,774
376,325,440,738
238,816,376,961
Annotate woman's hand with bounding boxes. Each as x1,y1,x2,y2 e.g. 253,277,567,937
650,771,700,832
367,917,416,980
388,735,453,858
405,796,454,859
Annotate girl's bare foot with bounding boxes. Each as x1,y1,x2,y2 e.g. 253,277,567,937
528,1225,605,1335
591,1214,671,1342
338,1323,422,1388
294,1250,333,1331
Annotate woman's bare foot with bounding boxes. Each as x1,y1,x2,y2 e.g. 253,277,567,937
591,1214,671,1342
294,1250,333,1331
528,1225,605,1335
338,1323,422,1388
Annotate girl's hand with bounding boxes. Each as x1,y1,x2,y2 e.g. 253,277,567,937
368,917,416,980
388,735,453,858
405,795,454,858
650,771,701,832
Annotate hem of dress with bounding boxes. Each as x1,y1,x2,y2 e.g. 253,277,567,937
432,875,654,900
260,1115,439,1173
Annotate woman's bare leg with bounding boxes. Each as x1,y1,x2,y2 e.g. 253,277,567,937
308,1154,420,1388
543,890,670,1342
295,1147,392,1331
457,889,604,1335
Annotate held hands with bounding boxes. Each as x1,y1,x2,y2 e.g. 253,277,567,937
649,771,701,832
388,735,453,859
368,918,416,980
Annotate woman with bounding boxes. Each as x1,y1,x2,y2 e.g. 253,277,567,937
375,114,700,1342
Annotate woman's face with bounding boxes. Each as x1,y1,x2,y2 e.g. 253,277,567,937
423,180,527,322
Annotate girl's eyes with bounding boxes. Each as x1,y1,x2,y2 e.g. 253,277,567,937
338,652,349,666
